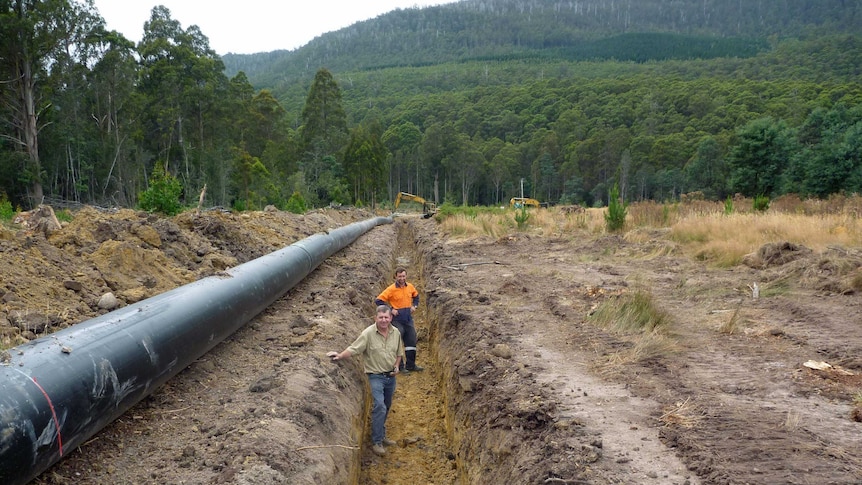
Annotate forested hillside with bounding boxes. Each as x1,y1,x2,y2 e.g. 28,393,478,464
223,0,862,208
1,0,861,214
224,0,858,84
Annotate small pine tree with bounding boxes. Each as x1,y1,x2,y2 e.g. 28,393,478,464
285,191,308,214
604,182,627,232
514,206,530,230
724,195,734,215
0,193,14,222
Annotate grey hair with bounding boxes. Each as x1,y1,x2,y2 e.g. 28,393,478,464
376,304,392,314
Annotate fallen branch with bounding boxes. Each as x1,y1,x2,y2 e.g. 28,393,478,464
157,406,192,414
446,261,504,271
543,478,592,484
295,444,360,452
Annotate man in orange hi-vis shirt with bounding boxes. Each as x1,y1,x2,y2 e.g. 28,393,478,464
375,267,424,373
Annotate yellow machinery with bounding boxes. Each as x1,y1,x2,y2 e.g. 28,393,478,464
509,197,543,208
394,192,437,218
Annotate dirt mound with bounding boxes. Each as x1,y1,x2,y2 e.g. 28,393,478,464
742,241,812,268
0,206,372,346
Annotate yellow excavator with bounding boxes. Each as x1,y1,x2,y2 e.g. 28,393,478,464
509,197,545,208
394,192,437,218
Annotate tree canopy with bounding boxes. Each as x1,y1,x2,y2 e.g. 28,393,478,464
1,0,860,212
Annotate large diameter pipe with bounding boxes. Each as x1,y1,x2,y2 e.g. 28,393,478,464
0,215,391,485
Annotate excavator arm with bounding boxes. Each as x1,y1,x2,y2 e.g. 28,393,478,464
395,192,437,218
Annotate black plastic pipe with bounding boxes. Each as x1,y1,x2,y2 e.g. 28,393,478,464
0,215,391,485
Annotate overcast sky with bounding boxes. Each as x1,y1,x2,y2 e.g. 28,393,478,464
91,0,454,55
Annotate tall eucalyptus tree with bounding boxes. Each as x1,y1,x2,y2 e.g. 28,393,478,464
0,0,102,207
136,6,228,202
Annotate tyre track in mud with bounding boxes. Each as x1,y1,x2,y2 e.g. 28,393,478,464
420,229,697,484
584,240,862,484
413,223,862,484
650,287,862,484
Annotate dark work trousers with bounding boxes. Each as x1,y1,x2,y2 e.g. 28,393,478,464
392,312,419,370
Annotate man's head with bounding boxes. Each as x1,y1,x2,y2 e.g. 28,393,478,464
394,268,407,286
375,305,393,329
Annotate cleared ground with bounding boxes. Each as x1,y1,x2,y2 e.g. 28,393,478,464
1,206,860,484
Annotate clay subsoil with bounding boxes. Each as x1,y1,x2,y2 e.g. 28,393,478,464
2,207,861,484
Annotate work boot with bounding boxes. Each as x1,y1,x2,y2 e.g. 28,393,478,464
383,438,397,446
405,349,421,371
407,365,424,372
372,443,386,456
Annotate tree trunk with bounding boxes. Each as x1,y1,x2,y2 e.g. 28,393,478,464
22,67,43,206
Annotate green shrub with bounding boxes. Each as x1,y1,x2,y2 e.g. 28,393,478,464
232,199,249,212
285,191,308,214
0,194,13,222
55,209,73,222
753,194,770,212
434,201,458,219
431,203,507,221
604,183,627,232
139,163,183,216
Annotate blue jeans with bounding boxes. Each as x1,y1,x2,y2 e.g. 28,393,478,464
368,373,396,444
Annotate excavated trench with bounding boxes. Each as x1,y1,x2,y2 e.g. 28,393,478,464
361,218,597,484
357,217,578,484
358,217,461,483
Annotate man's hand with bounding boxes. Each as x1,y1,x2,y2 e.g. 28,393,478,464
327,351,339,361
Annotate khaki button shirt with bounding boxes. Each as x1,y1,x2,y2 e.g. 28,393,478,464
346,324,405,374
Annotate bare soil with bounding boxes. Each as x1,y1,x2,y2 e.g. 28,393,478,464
2,207,861,484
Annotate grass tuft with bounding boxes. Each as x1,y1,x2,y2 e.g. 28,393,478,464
659,397,704,428
590,288,671,334
719,301,743,335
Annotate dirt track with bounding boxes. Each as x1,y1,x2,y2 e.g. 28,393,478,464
2,207,861,484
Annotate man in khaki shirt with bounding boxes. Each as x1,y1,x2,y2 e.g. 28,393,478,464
328,305,405,456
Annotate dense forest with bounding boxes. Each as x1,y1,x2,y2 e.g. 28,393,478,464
1,0,861,213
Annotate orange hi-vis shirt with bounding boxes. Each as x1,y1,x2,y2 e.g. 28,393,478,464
375,282,419,310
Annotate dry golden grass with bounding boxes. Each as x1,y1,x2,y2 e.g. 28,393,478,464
439,212,512,239
437,195,862,267
581,281,681,370
670,212,862,266
659,397,704,429
440,207,607,239
613,330,678,364
593,329,679,379
783,410,801,429
719,302,743,335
